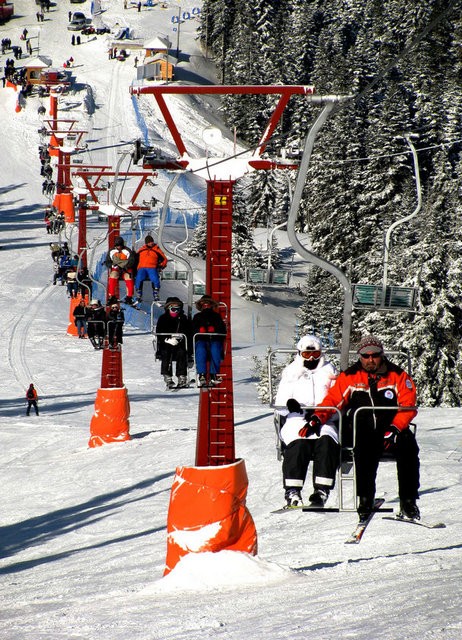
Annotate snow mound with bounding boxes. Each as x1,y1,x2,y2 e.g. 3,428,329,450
140,551,293,593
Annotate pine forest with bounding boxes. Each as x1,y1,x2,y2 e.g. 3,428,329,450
198,0,462,406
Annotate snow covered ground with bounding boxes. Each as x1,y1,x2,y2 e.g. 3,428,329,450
1,2,461,639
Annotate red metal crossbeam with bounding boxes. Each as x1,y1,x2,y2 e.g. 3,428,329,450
130,84,315,164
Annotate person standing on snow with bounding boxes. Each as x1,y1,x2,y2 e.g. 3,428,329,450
26,383,39,416
155,297,192,389
134,235,168,303
274,335,339,508
105,236,136,305
310,335,420,522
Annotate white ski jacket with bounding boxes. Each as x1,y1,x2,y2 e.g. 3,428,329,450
275,355,339,445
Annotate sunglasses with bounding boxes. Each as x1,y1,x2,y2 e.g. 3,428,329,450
360,352,383,359
300,349,321,359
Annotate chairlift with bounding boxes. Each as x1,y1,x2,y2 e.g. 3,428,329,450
352,135,422,313
245,267,291,286
268,346,415,510
352,283,418,311
161,264,189,281
193,282,206,296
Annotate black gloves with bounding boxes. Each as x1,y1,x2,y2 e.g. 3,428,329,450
383,425,400,451
286,398,302,414
299,415,322,438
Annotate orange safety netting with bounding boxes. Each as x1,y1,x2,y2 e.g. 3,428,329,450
164,458,257,575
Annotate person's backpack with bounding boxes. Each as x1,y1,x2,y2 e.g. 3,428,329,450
27,388,35,399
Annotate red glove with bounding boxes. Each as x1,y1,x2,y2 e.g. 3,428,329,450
299,415,321,438
383,426,400,451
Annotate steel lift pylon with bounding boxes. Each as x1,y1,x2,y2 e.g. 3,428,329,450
129,84,351,465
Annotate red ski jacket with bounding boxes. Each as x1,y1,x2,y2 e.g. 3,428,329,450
313,359,417,433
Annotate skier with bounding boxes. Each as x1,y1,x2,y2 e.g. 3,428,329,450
191,295,226,387
86,299,106,349
105,236,136,305
155,297,192,389
73,298,88,338
274,335,340,508
106,302,125,349
311,335,420,522
134,235,168,302
26,383,39,416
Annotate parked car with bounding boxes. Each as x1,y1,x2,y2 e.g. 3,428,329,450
67,12,87,31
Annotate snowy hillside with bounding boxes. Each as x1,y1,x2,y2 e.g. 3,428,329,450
0,2,461,639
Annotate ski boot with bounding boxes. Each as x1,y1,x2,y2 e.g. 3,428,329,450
399,498,420,520
357,496,374,523
308,488,329,507
176,375,189,389
285,488,303,508
163,375,175,390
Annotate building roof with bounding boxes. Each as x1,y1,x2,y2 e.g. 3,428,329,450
143,36,171,50
23,55,52,69
144,53,177,65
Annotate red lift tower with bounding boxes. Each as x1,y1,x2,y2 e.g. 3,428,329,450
129,84,317,467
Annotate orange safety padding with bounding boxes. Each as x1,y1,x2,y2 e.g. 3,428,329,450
60,192,75,223
52,193,61,211
88,386,131,448
6,80,17,90
48,132,61,157
67,296,81,335
164,458,258,575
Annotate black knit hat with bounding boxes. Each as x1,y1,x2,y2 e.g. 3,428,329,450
114,236,124,247
145,235,154,244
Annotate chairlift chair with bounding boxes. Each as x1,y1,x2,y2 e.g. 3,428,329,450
352,283,418,311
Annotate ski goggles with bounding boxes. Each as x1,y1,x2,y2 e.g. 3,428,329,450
169,306,181,312
300,349,321,360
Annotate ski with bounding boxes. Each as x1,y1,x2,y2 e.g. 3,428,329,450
382,515,446,529
271,504,304,514
272,504,341,514
345,498,387,544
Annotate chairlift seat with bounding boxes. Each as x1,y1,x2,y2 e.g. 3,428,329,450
193,283,206,296
245,268,268,284
270,269,291,285
175,270,188,281
352,284,417,311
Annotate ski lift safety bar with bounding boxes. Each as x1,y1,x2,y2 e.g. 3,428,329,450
129,85,351,162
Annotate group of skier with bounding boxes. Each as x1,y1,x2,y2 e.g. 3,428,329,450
34,225,422,526
274,334,421,523
154,294,227,389
73,298,125,350
105,234,168,306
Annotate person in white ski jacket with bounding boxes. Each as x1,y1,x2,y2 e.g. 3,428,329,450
274,334,340,508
